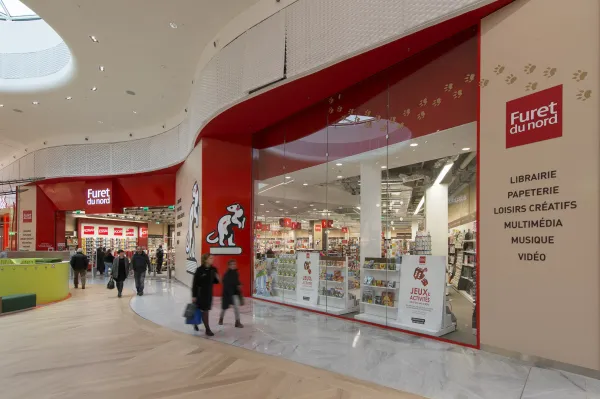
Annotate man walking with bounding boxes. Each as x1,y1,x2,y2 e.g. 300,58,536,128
70,248,89,289
155,245,164,274
131,247,150,296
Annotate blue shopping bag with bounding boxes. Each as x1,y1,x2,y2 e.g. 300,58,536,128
185,308,203,325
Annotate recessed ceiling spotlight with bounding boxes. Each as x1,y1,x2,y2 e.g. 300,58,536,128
133,110,137,114
400,201,404,205
99,65,105,72
66,96,72,100
381,166,387,169
279,209,283,211
0,104,4,107
32,101,39,105
91,86,97,91
89,35,98,43
260,203,264,206
462,147,471,151
275,201,280,203
266,210,270,213
337,175,343,179
303,183,308,186
309,204,314,207
169,22,178,29
285,176,291,179
293,206,297,209
336,163,343,166
410,143,418,147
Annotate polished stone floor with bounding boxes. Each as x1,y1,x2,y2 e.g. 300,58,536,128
119,276,599,399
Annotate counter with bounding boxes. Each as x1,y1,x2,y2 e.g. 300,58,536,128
0,260,70,305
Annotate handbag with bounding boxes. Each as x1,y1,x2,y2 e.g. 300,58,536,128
183,303,196,319
107,277,115,290
185,308,203,325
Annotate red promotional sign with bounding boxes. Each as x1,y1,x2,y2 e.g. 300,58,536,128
341,226,349,234
254,221,263,230
315,225,322,232
321,219,334,228
419,256,427,265
260,224,271,231
83,225,95,235
506,85,562,149
140,227,148,238
114,227,123,236
98,226,109,236
22,210,32,223
279,218,292,228
126,228,135,237
292,222,301,230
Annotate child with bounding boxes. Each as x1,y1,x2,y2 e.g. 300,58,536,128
219,259,243,328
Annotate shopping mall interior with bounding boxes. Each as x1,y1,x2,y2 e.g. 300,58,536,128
1,0,599,398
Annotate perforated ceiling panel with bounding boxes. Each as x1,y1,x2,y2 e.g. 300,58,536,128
0,42,71,79
242,11,286,93
1,0,489,180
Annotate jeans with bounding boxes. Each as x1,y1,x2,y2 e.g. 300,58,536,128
116,281,124,295
134,271,146,294
73,269,86,288
220,295,241,321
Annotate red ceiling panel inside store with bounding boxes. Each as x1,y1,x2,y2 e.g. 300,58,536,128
196,0,513,146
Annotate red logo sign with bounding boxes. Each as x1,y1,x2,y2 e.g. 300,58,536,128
126,228,135,237
98,226,109,236
419,256,426,265
506,85,562,148
84,181,113,214
22,210,32,223
260,224,271,231
114,227,123,236
279,218,292,228
83,225,95,235
341,227,349,234
140,227,148,238
254,221,263,230
314,225,322,232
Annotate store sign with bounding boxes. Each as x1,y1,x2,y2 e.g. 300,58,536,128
397,256,447,334
98,226,109,236
279,218,292,228
254,221,263,230
126,228,135,237
314,225,322,232
506,84,562,148
260,224,271,232
292,222,301,230
84,181,114,213
83,225,95,235
140,227,148,238
321,219,334,228
296,251,320,306
22,210,32,223
341,227,349,234
114,227,123,236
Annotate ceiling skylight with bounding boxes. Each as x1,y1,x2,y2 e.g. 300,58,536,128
0,0,39,21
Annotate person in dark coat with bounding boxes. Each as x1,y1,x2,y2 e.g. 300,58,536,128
191,253,219,336
219,259,243,328
70,248,89,289
111,250,131,298
96,247,105,275
155,245,164,274
131,247,150,296
104,248,114,275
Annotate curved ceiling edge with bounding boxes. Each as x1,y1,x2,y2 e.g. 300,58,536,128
0,0,511,183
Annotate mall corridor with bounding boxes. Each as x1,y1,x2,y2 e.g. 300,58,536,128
0,282,421,399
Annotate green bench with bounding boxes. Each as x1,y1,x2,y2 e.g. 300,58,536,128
0,293,37,314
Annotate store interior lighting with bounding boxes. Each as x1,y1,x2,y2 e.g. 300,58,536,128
434,163,454,185
413,196,424,215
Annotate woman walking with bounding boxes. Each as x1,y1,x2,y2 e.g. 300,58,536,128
191,254,219,336
112,250,130,298
104,248,114,276
219,259,243,328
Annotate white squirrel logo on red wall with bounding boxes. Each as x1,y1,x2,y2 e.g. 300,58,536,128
205,203,246,255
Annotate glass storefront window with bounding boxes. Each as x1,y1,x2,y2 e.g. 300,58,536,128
252,28,478,346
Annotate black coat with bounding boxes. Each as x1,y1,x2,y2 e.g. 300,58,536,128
191,265,219,311
96,248,104,265
156,248,164,263
221,269,241,310
131,252,150,273
70,253,89,271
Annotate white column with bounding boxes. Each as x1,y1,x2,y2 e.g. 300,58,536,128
411,220,419,240
360,162,381,264
425,184,448,256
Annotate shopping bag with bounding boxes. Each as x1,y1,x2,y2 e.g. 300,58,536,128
185,308,203,325
107,277,115,290
183,303,196,319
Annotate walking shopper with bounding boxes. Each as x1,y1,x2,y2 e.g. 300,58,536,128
191,254,219,336
155,245,164,274
219,259,243,328
112,250,130,298
131,247,150,296
70,248,89,289
104,248,114,275
96,246,105,275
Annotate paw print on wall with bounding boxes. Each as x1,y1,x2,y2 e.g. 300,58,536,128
432,98,442,107
419,98,428,107
398,122,405,129
493,65,505,75
525,82,538,91
479,79,490,88
403,108,411,117
328,97,334,104
336,106,343,112
576,89,592,101
417,111,425,120
464,73,475,83
453,90,463,99
444,83,454,92
364,109,372,116
505,74,517,85
572,70,588,82
523,64,537,74
328,107,334,114
543,67,557,78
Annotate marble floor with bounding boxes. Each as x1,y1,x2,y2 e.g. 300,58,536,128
122,276,600,399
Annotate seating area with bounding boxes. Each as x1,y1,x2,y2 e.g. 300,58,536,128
0,294,36,314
